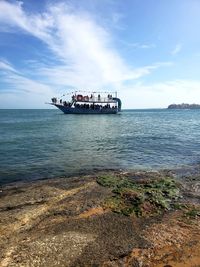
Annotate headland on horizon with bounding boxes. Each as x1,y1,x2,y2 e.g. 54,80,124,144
168,103,200,109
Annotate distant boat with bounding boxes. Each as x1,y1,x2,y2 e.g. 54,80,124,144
49,91,122,114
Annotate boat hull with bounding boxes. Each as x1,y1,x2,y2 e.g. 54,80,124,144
54,104,118,114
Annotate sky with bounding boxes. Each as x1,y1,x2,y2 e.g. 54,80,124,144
0,0,200,109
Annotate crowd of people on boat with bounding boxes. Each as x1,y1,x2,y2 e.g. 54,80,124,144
51,97,116,110
63,102,116,110
51,92,117,111
74,103,117,110
71,93,113,102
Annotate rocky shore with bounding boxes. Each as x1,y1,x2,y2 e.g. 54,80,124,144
0,169,200,267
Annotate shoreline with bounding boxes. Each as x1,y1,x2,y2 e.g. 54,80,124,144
1,162,200,187
0,169,200,266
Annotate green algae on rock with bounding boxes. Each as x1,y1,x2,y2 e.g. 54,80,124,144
183,206,200,219
97,174,180,216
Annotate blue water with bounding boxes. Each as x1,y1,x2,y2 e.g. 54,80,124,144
1,109,200,184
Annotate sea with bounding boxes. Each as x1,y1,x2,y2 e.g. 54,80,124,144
1,109,200,185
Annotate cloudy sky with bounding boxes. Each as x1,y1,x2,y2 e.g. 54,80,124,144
0,0,200,109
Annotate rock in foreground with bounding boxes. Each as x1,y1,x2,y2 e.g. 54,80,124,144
0,171,200,267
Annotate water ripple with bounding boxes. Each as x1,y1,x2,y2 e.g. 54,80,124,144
1,109,200,184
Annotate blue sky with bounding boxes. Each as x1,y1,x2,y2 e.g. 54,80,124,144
0,0,200,108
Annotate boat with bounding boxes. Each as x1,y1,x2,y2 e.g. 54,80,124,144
50,91,122,114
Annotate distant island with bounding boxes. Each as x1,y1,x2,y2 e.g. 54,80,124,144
168,103,200,109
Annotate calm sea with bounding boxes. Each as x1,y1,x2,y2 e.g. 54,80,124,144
1,109,200,184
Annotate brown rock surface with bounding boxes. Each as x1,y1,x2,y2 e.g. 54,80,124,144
0,171,199,267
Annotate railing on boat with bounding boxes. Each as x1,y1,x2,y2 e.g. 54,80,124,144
51,92,119,105
74,97,116,103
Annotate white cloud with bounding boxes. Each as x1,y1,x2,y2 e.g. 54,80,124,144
121,41,156,49
0,59,19,73
0,59,53,108
121,79,200,108
3,73,53,95
0,0,170,97
171,43,182,55
0,59,52,93
0,0,53,39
